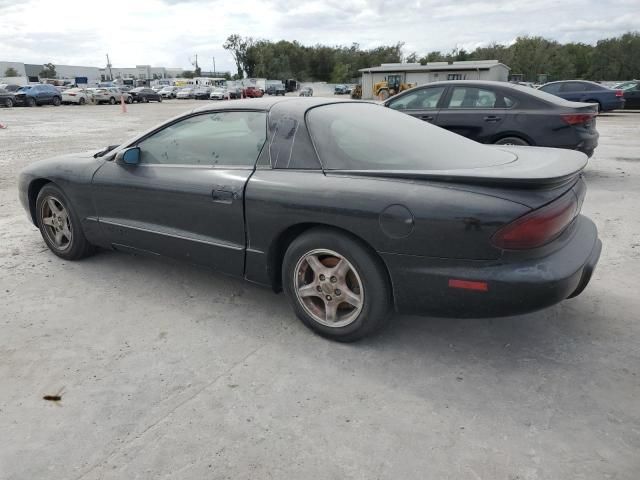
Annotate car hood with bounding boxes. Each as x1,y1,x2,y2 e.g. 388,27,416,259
330,146,588,189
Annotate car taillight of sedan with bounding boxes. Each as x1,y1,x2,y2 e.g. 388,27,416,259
492,189,579,249
615,90,624,97
561,113,596,126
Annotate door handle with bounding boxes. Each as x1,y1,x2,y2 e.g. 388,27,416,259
420,115,434,121
211,188,236,203
483,115,501,122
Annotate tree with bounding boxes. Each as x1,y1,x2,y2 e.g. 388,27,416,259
194,66,201,77
181,70,194,79
4,67,18,77
39,63,57,79
223,34,253,78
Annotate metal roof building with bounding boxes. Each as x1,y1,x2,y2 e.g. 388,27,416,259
359,60,510,99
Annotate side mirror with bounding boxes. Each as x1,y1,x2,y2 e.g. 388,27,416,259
116,147,141,165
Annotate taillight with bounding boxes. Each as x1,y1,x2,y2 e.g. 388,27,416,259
492,191,579,249
562,113,595,125
615,89,623,97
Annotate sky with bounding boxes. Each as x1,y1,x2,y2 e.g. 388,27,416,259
0,0,638,72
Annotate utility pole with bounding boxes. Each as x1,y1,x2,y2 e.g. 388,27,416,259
212,56,216,75
106,53,113,81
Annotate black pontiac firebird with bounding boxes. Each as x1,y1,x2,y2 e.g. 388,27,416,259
19,97,602,341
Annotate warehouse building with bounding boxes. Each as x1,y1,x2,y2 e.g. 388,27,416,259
359,60,510,99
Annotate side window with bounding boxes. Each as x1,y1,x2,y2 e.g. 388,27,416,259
503,95,516,107
137,111,266,167
561,82,585,92
447,74,463,80
387,87,445,110
447,87,498,108
540,83,561,94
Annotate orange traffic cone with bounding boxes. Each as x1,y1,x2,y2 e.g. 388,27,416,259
120,94,127,114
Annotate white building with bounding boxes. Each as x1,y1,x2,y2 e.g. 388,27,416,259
359,60,510,99
100,65,183,81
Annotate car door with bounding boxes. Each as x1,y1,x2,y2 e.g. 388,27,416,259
91,110,267,276
385,86,446,123
435,85,510,143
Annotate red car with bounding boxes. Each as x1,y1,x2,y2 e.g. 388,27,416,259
243,86,264,98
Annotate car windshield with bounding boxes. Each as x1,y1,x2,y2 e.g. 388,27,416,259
307,102,515,171
18,86,32,92
131,88,144,92
617,82,638,91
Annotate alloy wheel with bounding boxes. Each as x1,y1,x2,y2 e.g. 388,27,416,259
40,196,73,251
294,249,364,328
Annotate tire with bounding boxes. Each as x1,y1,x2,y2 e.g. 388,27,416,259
282,228,392,342
52,96,61,106
79,97,86,105
126,97,133,104
494,136,530,146
378,89,390,100
35,184,94,260
26,97,36,107
158,96,162,102
143,96,149,103
109,97,116,105
4,98,13,108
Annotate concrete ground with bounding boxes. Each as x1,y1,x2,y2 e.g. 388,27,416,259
0,101,638,480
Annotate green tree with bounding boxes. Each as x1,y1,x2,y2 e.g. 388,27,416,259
39,63,57,79
4,67,18,77
181,70,194,79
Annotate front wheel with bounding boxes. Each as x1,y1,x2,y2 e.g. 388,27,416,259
26,97,36,107
79,97,86,105
109,97,116,105
36,184,94,260
4,98,13,108
282,229,392,342
158,96,162,102
52,96,61,106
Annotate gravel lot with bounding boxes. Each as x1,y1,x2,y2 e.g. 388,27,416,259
1,101,639,479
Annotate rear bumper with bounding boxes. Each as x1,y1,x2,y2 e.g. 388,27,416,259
382,215,601,318
602,98,625,111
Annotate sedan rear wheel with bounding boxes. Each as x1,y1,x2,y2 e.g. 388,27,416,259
36,184,94,260
52,96,61,106
79,97,86,105
283,229,392,341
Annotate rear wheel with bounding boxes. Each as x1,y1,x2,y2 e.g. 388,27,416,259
283,229,392,342
26,97,36,107
79,97,86,105
494,136,529,146
36,184,94,260
143,96,149,103
52,96,61,106
126,97,133,104
109,96,116,105
158,96,162,102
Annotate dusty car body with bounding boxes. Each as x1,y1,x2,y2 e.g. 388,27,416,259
18,98,601,341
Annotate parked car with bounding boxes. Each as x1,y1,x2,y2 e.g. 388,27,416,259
385,80,600,157
193,86,211,100
152,86,165,93
88,87,132,105
0,84,23,93
176,87,194,99
226,84,242,99
159,86,179,99
243,86,263,98
129,87,162,103
61,88,94,105
210,87,228,100
334,84,349,95
266,83,286,96
14,84,62,107
614,80,640,109
538,80,625,112
0,88,15,107
299,87,313,97
18,98,601,342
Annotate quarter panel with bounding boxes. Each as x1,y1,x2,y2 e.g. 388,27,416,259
244,170,529,284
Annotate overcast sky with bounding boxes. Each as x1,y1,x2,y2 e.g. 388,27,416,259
1,0,638,72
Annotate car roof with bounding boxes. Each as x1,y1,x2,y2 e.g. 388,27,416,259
191,96,357,113
541,80,601,86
